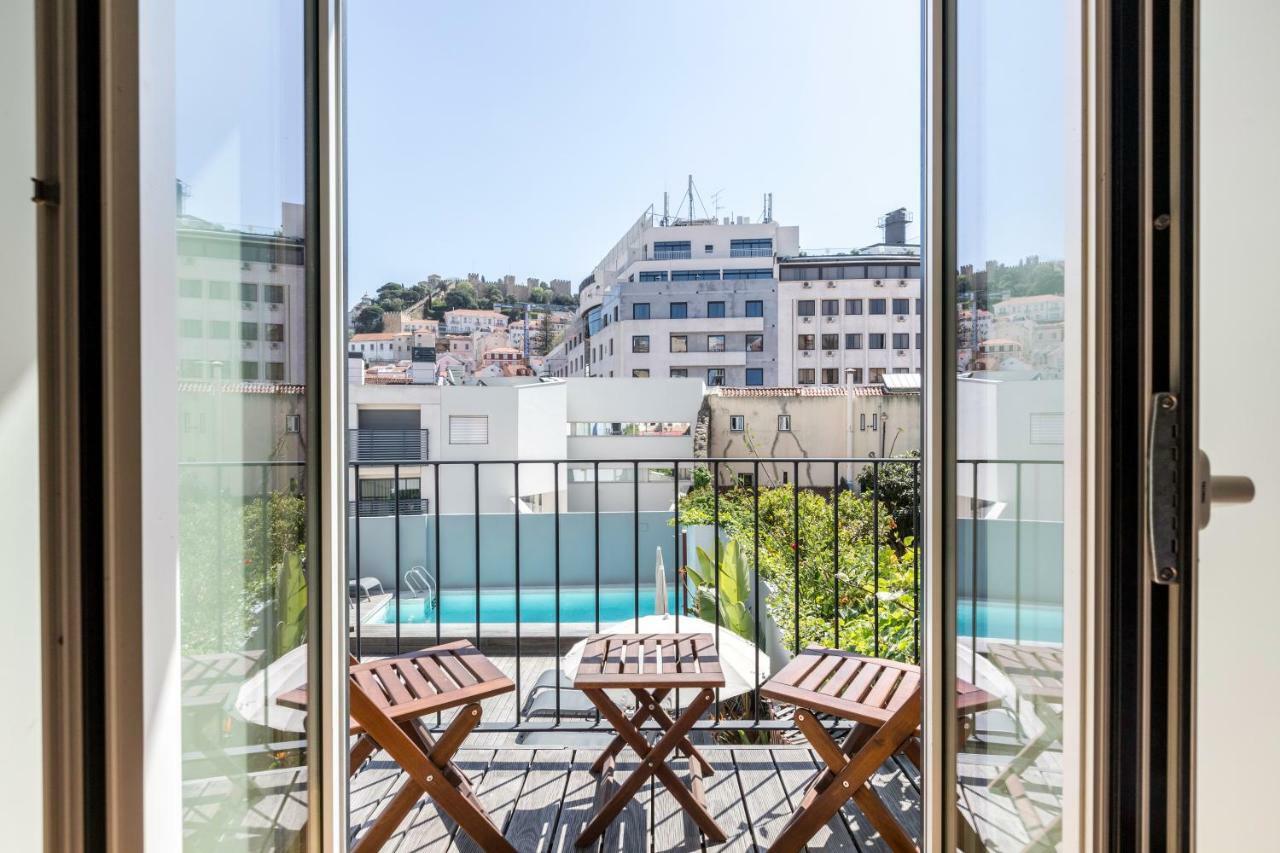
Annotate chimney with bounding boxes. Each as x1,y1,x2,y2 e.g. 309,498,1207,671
879,207,912,246
347,352,366,386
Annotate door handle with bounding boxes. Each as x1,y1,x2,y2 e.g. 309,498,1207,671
1197,449,1256,530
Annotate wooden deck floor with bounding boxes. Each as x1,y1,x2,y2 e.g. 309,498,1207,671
181,654,1064,852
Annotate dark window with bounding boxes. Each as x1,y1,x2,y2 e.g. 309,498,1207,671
821,299,839,316
797,368,816,385
746,333,763,352
821,368,839,384
707,335,726,352
704,244,714,254
821,334,838,350
706,368,725,386
240,321,259,341
847,368,864,384
916,298,923,314
670,368,688,378
745,300,763,317
266,362,285,381
265,284,285,303
631,369,649,378
845,333,862,349
730,238,772,257
798,334,815,350
821,266,845,280
722,268,773,280
869,298,887,315
729,415,745,432
845,298,863,315
240,360,259,380
240,282,258,302
893,333,910,349
672,269,720,281
797,300,815,316
777,414,791,431
654,240,691,260
892,298,910,315
670,302,688,319
633,303,650,320
669,334,688,353
866,265,887,279
265,323,285,342
639,271,668,282
745,368,764,386
917,333,923,349
631,335,650,353
869,333,886,349
707,301,726,318
207,280,231,299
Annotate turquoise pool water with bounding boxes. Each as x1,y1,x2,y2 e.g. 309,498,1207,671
370,586,1063,643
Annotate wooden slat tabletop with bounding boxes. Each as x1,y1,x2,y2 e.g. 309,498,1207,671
573,633,726,689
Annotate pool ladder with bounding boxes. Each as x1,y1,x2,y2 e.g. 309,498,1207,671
404,565,437,610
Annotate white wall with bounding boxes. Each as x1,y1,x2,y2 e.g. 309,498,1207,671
0,1,40,844
1197,1,1280,845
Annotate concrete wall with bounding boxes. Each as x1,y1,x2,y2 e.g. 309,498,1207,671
0,0,41,844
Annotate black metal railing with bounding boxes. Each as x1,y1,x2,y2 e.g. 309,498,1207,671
347,428,429,463
347,455,933,734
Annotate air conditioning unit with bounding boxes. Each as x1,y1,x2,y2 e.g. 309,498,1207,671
241,262,251,271
270,342,281,350
826,281,835,288
873,280,884,287
897,350,907,356
897,316,906,323
241,341,252,349
802,351,812,358
270,263,279,271
802,281,812,288
825,316,835,323
824,350,835,356
270,303,280,311
802,317,812,324
898,280,908,287
242,301,253,310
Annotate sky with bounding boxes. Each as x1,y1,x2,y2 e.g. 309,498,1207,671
175,1,1071,306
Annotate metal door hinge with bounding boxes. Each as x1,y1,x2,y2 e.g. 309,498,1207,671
1147,392,1181,584
31,178,59,207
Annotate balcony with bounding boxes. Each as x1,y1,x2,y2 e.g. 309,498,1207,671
347,428,429,463
181,455,1066,851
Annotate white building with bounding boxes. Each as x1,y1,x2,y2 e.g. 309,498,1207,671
776,219,922,387
177,202,306,383
991,294,1066,323
349,330,435,363
443,308,509,335
546,204,799,387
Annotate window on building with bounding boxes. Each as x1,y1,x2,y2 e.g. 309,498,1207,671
821,299,839,316
654,240,691,260
266,362,285,381
449,415,489,444
670,301,688,319
730,238,772,257
704,243,714,254
639,271,668,283
745,300,764,317
916,333,923,349
266,323,285,342
847,368,864,384
736,472,754,488
722,268,773,280
893,333,910,349
284,414,301,433
797,300,816,316
860,413,867,431
821,334,838,350
845,333,862,349
707,301,726,318
240,282,258,302
670,334,688,353
670,368,688,378
797,368,816,385
822,368,839,384
208,280,231,299
707,334,726,352
179,278,202,298
179,318,202,337
869,298,886,315
869,333,886,349
632,335,649,353
798,334,815,350
672,269,720,281
777,414,791,431
265,284,285,304
240,361,259,380
208,320,230,339
845,298,863,315
871,413,879,430
745,368,764,386
746,333,763,352
179,359,204,378
916,298,923,314
632,369,650,378
729,415,745,432
240,322,259,341
870,367,886,383
706,368,726,386
633,303,650,320
892,298,910,315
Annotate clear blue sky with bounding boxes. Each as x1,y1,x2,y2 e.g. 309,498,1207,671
175,1,1069,304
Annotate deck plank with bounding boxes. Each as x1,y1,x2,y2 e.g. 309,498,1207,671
380,749,495,853
599,752,648,853
448,749,531,853
769,746,860,852
549,751,603,853
733,748,799,851
503,749,573,853
699,748,755,853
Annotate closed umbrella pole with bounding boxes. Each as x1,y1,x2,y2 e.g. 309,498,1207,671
655,546,667,616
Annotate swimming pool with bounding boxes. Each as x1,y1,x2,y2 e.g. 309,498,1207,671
369,586,1062,643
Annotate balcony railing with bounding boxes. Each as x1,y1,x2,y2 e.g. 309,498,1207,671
347,428,429,463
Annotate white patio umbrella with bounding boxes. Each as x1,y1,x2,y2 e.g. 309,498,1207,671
233,643,311,733
561,613,771,705
654,546,668,616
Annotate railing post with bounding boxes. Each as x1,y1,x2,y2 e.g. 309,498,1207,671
513,461,521,721
753,459,761,723
872,459,880,658
971,460,980,683
792,460,800,655
353,463,361,659
832,460,840,650
712,460,721,721
394,462,402,656
633,460,640,632
474,462,481,644
553,461,561,722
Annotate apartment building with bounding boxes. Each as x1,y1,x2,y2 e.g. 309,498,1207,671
776,213,922,387
348,330,436,363
546,207,799,386
443,308,509,334
176,202,306,383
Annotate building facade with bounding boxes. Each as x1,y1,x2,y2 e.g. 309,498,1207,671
443,308,509,335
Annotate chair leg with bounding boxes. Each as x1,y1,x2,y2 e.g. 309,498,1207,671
990,705,1062,791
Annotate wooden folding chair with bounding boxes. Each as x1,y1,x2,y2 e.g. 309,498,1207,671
278,640,516,852
761,646,1000,853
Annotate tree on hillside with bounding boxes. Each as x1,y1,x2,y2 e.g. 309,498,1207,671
538,311,553,356
444,282,478,311
352,304,384,334
529,287,551,304
481,284,505,307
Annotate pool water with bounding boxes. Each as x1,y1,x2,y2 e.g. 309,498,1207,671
370,586,1063,643
374,585,677,626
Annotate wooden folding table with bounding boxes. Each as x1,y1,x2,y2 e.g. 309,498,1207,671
572,632,727,848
